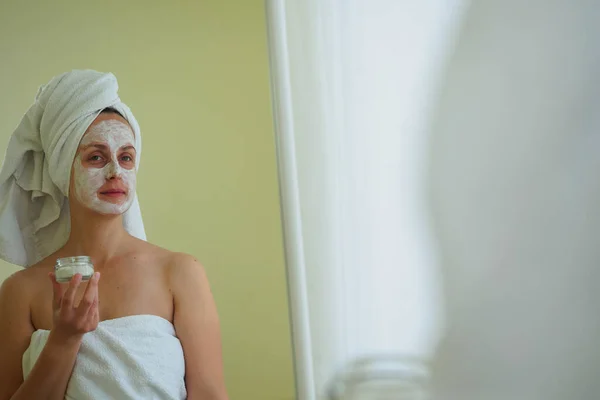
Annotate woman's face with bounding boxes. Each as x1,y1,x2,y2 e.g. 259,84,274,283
71,113,137,215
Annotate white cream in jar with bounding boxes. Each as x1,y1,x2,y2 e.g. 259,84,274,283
55,256,95,283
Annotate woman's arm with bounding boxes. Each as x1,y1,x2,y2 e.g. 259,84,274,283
0,272,100,400
171,254,229,400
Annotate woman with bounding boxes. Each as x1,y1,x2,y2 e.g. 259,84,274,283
0,70,228,399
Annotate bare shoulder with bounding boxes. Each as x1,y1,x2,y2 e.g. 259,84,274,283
168,252,204,269
128,238,208,283
0,266,40,398
0,269,27,301
0,262,46,301
167,252,207,281
0,267,37,327
162,252,211,296
126,237,175,265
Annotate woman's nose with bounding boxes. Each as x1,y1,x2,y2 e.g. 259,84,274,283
106,160,122,179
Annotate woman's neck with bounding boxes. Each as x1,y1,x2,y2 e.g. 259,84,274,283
63,209,129,266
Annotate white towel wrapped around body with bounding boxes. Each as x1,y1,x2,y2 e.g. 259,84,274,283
22,315,187,400
0,69,146,267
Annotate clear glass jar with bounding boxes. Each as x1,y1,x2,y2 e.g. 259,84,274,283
327,355,430,400
55,256,94,283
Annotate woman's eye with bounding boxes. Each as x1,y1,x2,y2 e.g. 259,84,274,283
121,155,133,162
89,155,103,162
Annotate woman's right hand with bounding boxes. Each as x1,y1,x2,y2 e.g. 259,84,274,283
49,272,101,342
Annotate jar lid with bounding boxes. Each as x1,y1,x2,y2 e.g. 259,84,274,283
56,256,92,266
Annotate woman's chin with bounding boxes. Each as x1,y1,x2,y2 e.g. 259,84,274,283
88,197,133,215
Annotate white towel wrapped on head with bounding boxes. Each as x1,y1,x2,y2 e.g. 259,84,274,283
0,69,146,267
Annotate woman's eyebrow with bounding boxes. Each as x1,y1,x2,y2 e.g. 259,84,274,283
81,143,108,151
80,143,136,151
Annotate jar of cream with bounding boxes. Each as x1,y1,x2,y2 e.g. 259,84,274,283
55,256,95,283
327,356,430,400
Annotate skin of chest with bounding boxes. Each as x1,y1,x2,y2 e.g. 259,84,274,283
30,254,174,330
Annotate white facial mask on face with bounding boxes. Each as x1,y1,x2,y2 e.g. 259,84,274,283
73,120,137,215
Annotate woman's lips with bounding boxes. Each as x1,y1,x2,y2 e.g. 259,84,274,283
99,190,126,198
